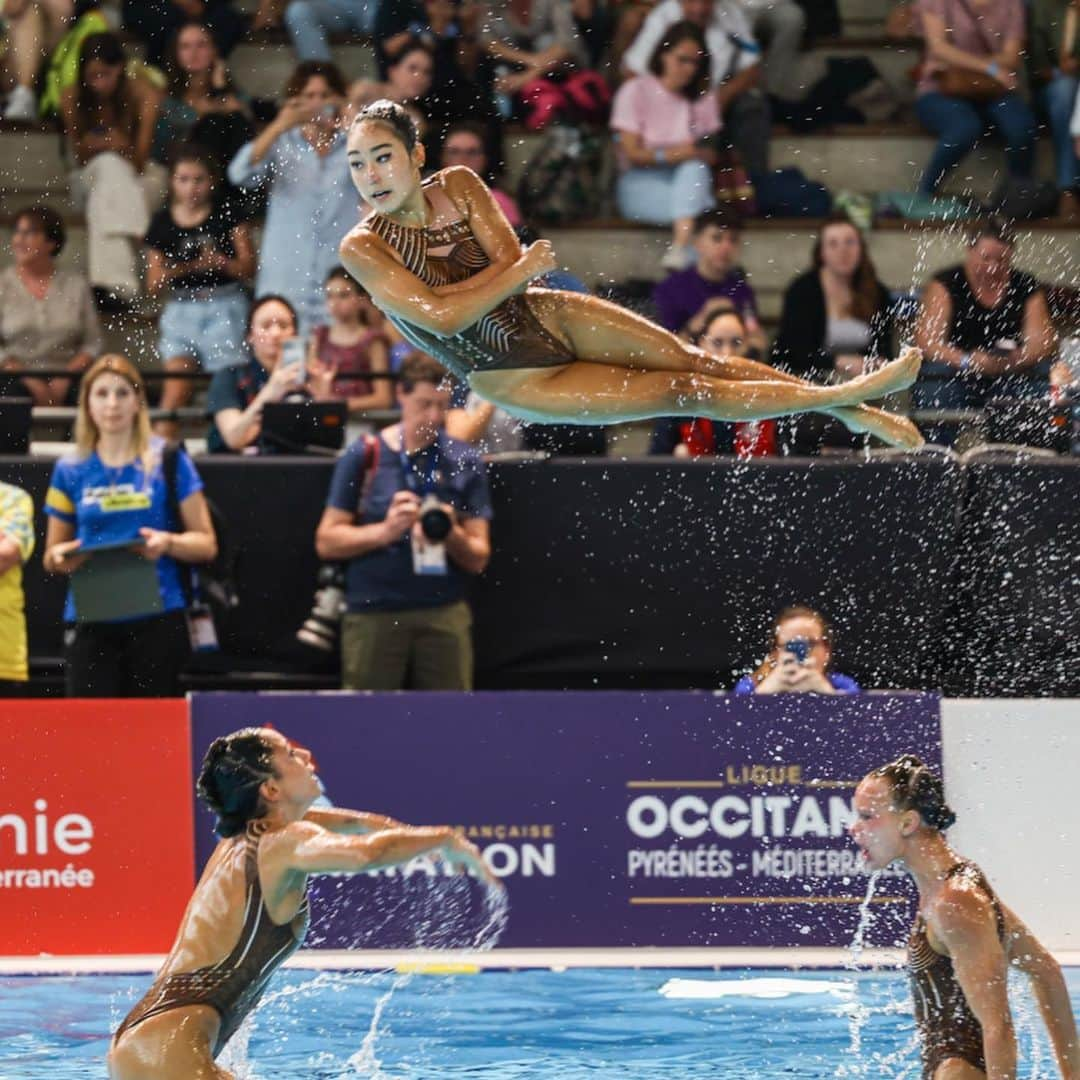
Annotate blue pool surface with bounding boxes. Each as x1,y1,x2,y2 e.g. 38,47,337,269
0,966,1077,1078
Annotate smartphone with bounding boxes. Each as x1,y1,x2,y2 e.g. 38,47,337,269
280,337,307,380
784,638,811,664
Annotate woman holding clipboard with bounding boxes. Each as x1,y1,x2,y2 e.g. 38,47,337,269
42,354,217,696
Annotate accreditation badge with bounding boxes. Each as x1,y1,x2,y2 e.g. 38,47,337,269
411,532,448,576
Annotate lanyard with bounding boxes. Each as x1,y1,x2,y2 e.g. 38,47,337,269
399,439,442,495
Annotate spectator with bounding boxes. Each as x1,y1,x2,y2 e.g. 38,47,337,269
611,21,719,269
651,206,764,349
373,1,489,132
312,265,394,418
913,215,1058,444
440,121,522,228
315,352,492,691
228,61,363,332
1,0,72,121
915,0,1035,194
121,0,249,68
649,301,744,455
771,212,896,381
0,481,35,693
60,32,166,310
733,604,860,694
1030,0,1080,216
284,0,377,61
348,39,436,115
145,145,255,438
42,354,218,697
623,0,770,178
481,0,589,112
157,20,255,179
206,294,335,452
0,206,101,406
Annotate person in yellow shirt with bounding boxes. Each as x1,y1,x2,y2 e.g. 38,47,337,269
0,481,35,688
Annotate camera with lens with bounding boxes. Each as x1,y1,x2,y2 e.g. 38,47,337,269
296,563,346,652
418,494,453,541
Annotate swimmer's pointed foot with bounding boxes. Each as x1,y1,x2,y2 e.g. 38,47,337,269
831,406,926,450
835,348,922,406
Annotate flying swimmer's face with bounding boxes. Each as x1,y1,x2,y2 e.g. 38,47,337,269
849,776,908,871
347,121,424,214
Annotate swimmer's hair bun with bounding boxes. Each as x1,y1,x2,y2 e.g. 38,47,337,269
873,753,957,832
353,99,418,152
197,728,276,838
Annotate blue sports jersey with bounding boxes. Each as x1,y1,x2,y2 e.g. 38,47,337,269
45,437,203,621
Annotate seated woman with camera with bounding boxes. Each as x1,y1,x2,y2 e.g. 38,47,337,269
733,605,861,695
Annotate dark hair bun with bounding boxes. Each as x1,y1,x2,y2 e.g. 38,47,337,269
874,754,957,832
197,731,275,837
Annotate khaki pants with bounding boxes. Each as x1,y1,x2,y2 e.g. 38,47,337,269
341,600,473,690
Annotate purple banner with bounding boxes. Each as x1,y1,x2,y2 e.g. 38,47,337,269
191,692,941,948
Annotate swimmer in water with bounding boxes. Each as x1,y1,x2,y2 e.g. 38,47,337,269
108,727,497,1079
339,100,926,450
850,754,1078,1080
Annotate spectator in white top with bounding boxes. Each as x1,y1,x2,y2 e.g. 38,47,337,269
735,0,806,103
623,0,771,176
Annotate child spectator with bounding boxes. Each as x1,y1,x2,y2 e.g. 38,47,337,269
312,266,393,418
611,20,719,270
651,206,763,350
145,146,255,438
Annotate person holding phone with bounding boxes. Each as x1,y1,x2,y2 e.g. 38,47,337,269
733,604,861,695
42,354,217,697
206,294,336,453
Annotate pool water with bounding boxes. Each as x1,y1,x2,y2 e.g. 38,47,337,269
0,967,1076,1078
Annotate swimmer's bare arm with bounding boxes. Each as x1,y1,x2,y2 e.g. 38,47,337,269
281,821,497,885
302,808,407,835
936,886,1017,1079
426,166,523,299
1005,910,1079,1079
340,230,554,339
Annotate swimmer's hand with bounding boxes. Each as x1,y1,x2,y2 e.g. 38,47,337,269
520,240,557,282
442,834,502,890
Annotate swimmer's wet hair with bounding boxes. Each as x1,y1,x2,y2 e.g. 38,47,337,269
872,754,957,832
197,728,277,837
353,99,418,152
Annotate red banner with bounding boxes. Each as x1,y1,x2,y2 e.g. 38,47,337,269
0,700,193,955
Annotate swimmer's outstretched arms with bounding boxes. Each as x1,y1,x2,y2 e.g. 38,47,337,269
851,755,1078,1080
108,728,498,1080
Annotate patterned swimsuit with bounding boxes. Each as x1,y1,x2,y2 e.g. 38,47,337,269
114,826,309,1057
364,175,574,383
908,861,1006,1078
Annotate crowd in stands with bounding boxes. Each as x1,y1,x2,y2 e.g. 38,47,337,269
2,2,1080,695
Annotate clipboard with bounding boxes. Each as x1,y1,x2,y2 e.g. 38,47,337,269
71,543,163,622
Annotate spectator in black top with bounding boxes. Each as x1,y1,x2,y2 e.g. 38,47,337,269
145,145,255,438
913,215,1057,445
771,212,895,381
122,0,250,68
206,294,334,453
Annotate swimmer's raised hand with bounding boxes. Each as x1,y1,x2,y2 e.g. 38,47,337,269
443,834,502,890
520,240,557,282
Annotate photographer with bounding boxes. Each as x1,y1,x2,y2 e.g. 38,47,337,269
315,353,492,690
733,605,860,695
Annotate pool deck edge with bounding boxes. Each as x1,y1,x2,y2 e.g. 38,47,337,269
3,948,1079,975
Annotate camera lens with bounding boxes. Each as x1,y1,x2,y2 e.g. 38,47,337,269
419,496,452,542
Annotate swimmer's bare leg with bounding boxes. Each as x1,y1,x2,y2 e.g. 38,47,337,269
525,290,922,442
690,351,925,449
471,359,916,427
